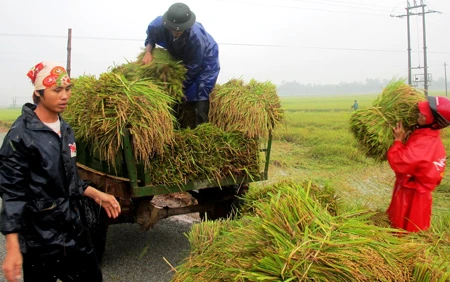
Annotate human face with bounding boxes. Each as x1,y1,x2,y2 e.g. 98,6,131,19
38,84,72,114
172,30,183,39
417,112,427,126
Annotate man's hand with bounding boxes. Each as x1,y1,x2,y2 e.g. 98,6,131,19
393,121,406,142
84,187,121,219
2,234,22,282
142,51,153,64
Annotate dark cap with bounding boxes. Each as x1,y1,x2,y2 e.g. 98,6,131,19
163,3,196,31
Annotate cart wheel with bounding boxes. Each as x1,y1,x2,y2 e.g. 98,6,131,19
195,184,249,221
81,197,109,263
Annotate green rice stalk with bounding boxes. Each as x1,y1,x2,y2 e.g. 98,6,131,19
145,123,261,186
111,48,186,103
172,180,436,281
349,79,426,162
64,72,175,169
209,79,285,138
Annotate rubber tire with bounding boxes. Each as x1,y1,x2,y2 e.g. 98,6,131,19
80,197,109,263
195,185,248,221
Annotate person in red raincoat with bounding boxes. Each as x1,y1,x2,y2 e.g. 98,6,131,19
387,96,450,232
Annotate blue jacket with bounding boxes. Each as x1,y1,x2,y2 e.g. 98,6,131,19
0,103,90,254
145,16,220,102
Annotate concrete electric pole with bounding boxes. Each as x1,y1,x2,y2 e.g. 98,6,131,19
445,62,448,97
67,28,72,77
391,1,440,95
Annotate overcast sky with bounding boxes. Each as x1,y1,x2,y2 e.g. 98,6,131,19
1,0,449,107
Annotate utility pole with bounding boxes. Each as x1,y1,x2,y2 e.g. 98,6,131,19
406,1,412,85
67,28,72,77
391,1,440,95
421,3,428,93
445,62,448,97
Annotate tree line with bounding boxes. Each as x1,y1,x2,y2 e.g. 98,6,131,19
278,77,449,96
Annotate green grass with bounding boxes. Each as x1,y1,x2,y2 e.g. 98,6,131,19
0,108,21,129
0,108,21,122
281,93,376,111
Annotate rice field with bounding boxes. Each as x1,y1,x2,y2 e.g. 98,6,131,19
271,92,450,210
172,90,450,281
2,92,450,211
0,108,21,122
2,91,450,280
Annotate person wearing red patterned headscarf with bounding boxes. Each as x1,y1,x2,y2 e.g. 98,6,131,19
387,96,450,232
0,62,121,282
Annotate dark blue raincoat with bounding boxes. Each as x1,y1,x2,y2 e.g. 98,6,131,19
0,103,91,254
145,16,220,102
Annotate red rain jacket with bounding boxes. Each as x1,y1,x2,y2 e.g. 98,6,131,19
387,127,446,232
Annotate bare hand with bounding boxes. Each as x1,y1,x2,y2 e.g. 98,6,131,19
142,51,153,64
393,121,406,142
84,187,121,219
95,191,121,219
2,235,22,282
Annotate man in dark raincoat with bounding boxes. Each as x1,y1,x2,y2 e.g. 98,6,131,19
0,62,121,282
143,2,220,127
387,96,450,232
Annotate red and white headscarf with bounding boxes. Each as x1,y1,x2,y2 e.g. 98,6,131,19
27,62,71,90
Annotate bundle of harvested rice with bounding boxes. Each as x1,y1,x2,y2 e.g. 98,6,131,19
145,123,260,186
350,80,425,162
241,179,340,216
64,72,175,168
413,262,450,281
172,180,445,282
209,79,284,138
111,48,186,103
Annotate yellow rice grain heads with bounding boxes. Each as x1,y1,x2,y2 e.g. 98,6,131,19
350,79,425,162
209,79,285,139
112,48,186,103
173,180,440,281
64,72,175,168
145,123,260,186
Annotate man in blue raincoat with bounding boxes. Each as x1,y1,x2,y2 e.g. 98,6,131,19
143,2,220,127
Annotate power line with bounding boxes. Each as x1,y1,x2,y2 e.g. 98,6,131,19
391,0,441,93
0,33,139,41
294,0,395,9
0,33,401,52
292,0,392,12
247,4,388,16
1,32,449,54
211,0,389,16
221,42,405,53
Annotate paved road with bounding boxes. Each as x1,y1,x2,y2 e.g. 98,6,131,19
0,132,195,282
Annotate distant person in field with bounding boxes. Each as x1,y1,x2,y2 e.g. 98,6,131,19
387,96,450,232
142,2,220,127
0,62,121,282
351,100,358,110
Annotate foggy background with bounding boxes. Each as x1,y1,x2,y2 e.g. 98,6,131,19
1,0,449,107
